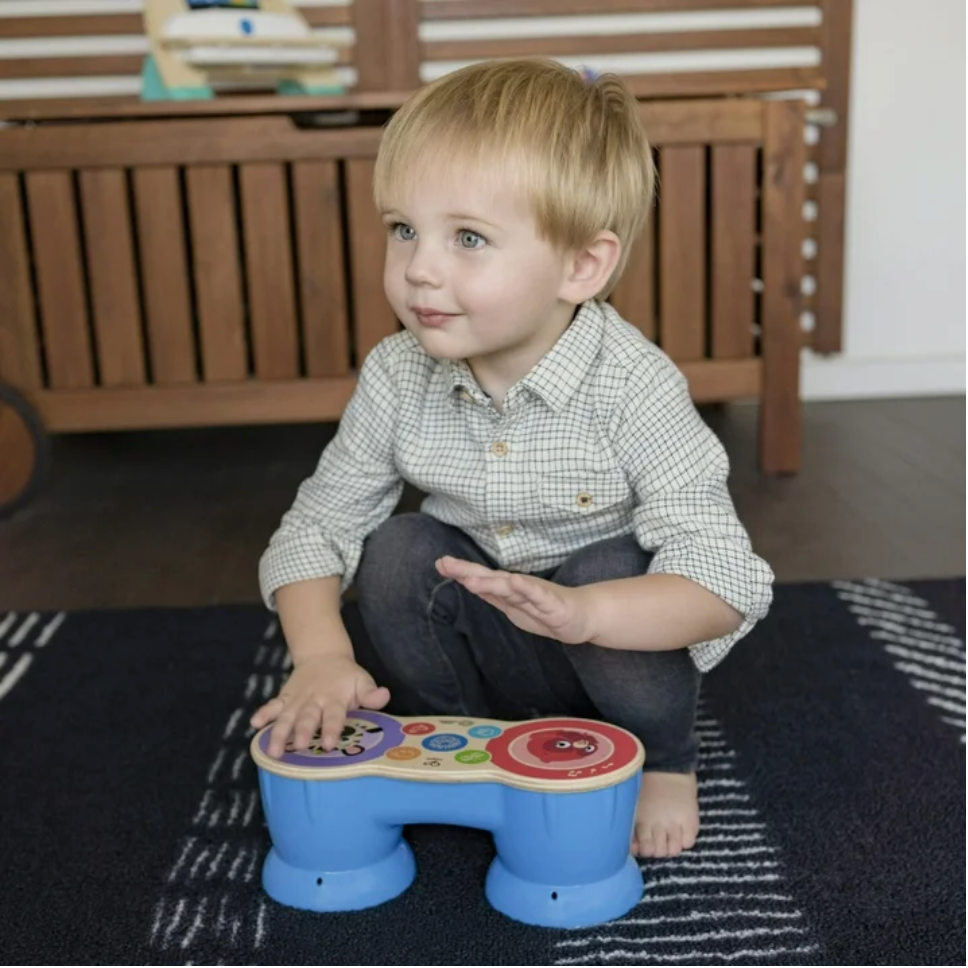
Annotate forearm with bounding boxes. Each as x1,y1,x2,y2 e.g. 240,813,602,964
579,573,743,652
275,576,354,664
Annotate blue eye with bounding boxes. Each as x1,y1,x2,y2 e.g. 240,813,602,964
392,223,416,241
458,229,486,249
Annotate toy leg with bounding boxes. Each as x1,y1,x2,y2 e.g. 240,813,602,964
487,776,644,928
258,773,414,912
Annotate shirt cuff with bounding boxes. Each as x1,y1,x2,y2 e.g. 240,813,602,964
258,534,359,610
646,540,774,672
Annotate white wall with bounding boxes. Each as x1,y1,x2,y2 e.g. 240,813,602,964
802,0,966,400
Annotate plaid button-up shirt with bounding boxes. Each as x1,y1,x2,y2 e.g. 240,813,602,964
259,300,774,671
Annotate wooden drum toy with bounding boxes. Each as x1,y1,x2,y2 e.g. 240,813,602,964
250,712,645,928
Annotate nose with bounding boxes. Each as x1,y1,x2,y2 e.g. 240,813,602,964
404,242,442,288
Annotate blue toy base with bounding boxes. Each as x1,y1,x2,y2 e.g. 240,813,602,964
261,840,416,913
485,854,644,928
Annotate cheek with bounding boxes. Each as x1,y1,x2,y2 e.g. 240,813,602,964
383,248,405,299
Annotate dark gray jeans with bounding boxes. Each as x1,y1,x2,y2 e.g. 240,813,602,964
350,512,700,773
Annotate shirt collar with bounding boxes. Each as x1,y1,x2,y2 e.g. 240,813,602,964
447,300,606,412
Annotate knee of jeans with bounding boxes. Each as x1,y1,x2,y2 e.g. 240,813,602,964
554,536,651,588
355,513,443,613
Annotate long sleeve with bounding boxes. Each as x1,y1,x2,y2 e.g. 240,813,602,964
614,364,775,671
258,340,405,608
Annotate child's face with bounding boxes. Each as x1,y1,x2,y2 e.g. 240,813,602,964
380,160,576,384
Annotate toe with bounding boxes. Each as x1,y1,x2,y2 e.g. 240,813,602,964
682,821,698,852
666,825,684,858
636,824,655,857
650,825,670,858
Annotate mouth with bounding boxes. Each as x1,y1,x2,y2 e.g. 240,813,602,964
411,307,460,328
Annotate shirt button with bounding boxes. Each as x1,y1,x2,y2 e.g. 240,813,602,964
576,491,594,508
491,441,509,457
495,524,514,537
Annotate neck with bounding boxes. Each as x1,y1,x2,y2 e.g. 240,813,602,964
468,303,576,409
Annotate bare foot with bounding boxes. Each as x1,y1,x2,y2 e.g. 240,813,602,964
632,772,699,859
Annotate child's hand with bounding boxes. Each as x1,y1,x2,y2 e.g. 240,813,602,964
250,654,390,759
436,556,594,644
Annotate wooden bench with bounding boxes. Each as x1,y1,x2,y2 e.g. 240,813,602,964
0,0,855,513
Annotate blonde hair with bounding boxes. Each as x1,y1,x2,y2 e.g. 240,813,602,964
373,58,655,295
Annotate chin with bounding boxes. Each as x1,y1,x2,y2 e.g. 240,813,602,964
405,328,471,360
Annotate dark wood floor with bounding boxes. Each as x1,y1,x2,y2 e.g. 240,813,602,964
0,397,963,611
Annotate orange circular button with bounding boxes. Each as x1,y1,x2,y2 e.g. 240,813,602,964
385,746,421,761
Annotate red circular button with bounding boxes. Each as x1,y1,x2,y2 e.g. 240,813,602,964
402,722,436,735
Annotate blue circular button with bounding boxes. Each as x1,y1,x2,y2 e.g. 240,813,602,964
468,725,502,739
240,18,254,34
421,733,467,752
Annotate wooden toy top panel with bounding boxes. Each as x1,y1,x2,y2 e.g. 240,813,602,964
250,713,644,794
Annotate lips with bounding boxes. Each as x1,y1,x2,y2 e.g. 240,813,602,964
411,307,460,328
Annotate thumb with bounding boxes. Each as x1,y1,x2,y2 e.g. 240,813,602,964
358,682,391,710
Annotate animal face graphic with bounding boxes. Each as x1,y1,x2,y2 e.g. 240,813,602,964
286,720,385,757
526,729,598,763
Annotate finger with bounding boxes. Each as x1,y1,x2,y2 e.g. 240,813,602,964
250,696,285,729
459,572,523,603
508,574,563,615
358,684,391,710
436,556,500,581
320,703,348,751
266,710,298,758
291,702,324,751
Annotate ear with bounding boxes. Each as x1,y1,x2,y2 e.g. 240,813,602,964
558,231,622,303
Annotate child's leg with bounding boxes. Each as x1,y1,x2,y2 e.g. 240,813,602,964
552,535,702,859
352,512,594,722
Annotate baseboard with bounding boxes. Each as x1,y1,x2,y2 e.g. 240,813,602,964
800,353,966,401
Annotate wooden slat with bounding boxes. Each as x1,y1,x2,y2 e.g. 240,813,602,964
0,91,410,124
184,166,248,382
344,158,397,363
657,145,706,362
814,170,846,356
0,173,43,388
31,360,757,433
0,5,350,38
131,167,197,384
0,55,142,81
78,169,147,386
710,145,756,358
813,0,853,354
35,378,359,432
388,0,422,90
353,0,391,91
24,172,94,389
425,27,821,61
239,163,300,380
641,100,763,146
609,214,656,340
423,0,814,17
0,48,355,80
292,160,351,377
679,359,761,402
623,67,824,99
818,0,853,171
0,118,383,172
760,99,805,474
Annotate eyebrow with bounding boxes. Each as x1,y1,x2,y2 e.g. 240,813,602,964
446,212,500,229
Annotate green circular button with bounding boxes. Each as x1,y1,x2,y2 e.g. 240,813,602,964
455,749,491,765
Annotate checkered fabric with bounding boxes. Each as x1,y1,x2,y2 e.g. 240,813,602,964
259,300,774,670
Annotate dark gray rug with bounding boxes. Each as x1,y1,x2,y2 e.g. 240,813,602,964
0,577,963,965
